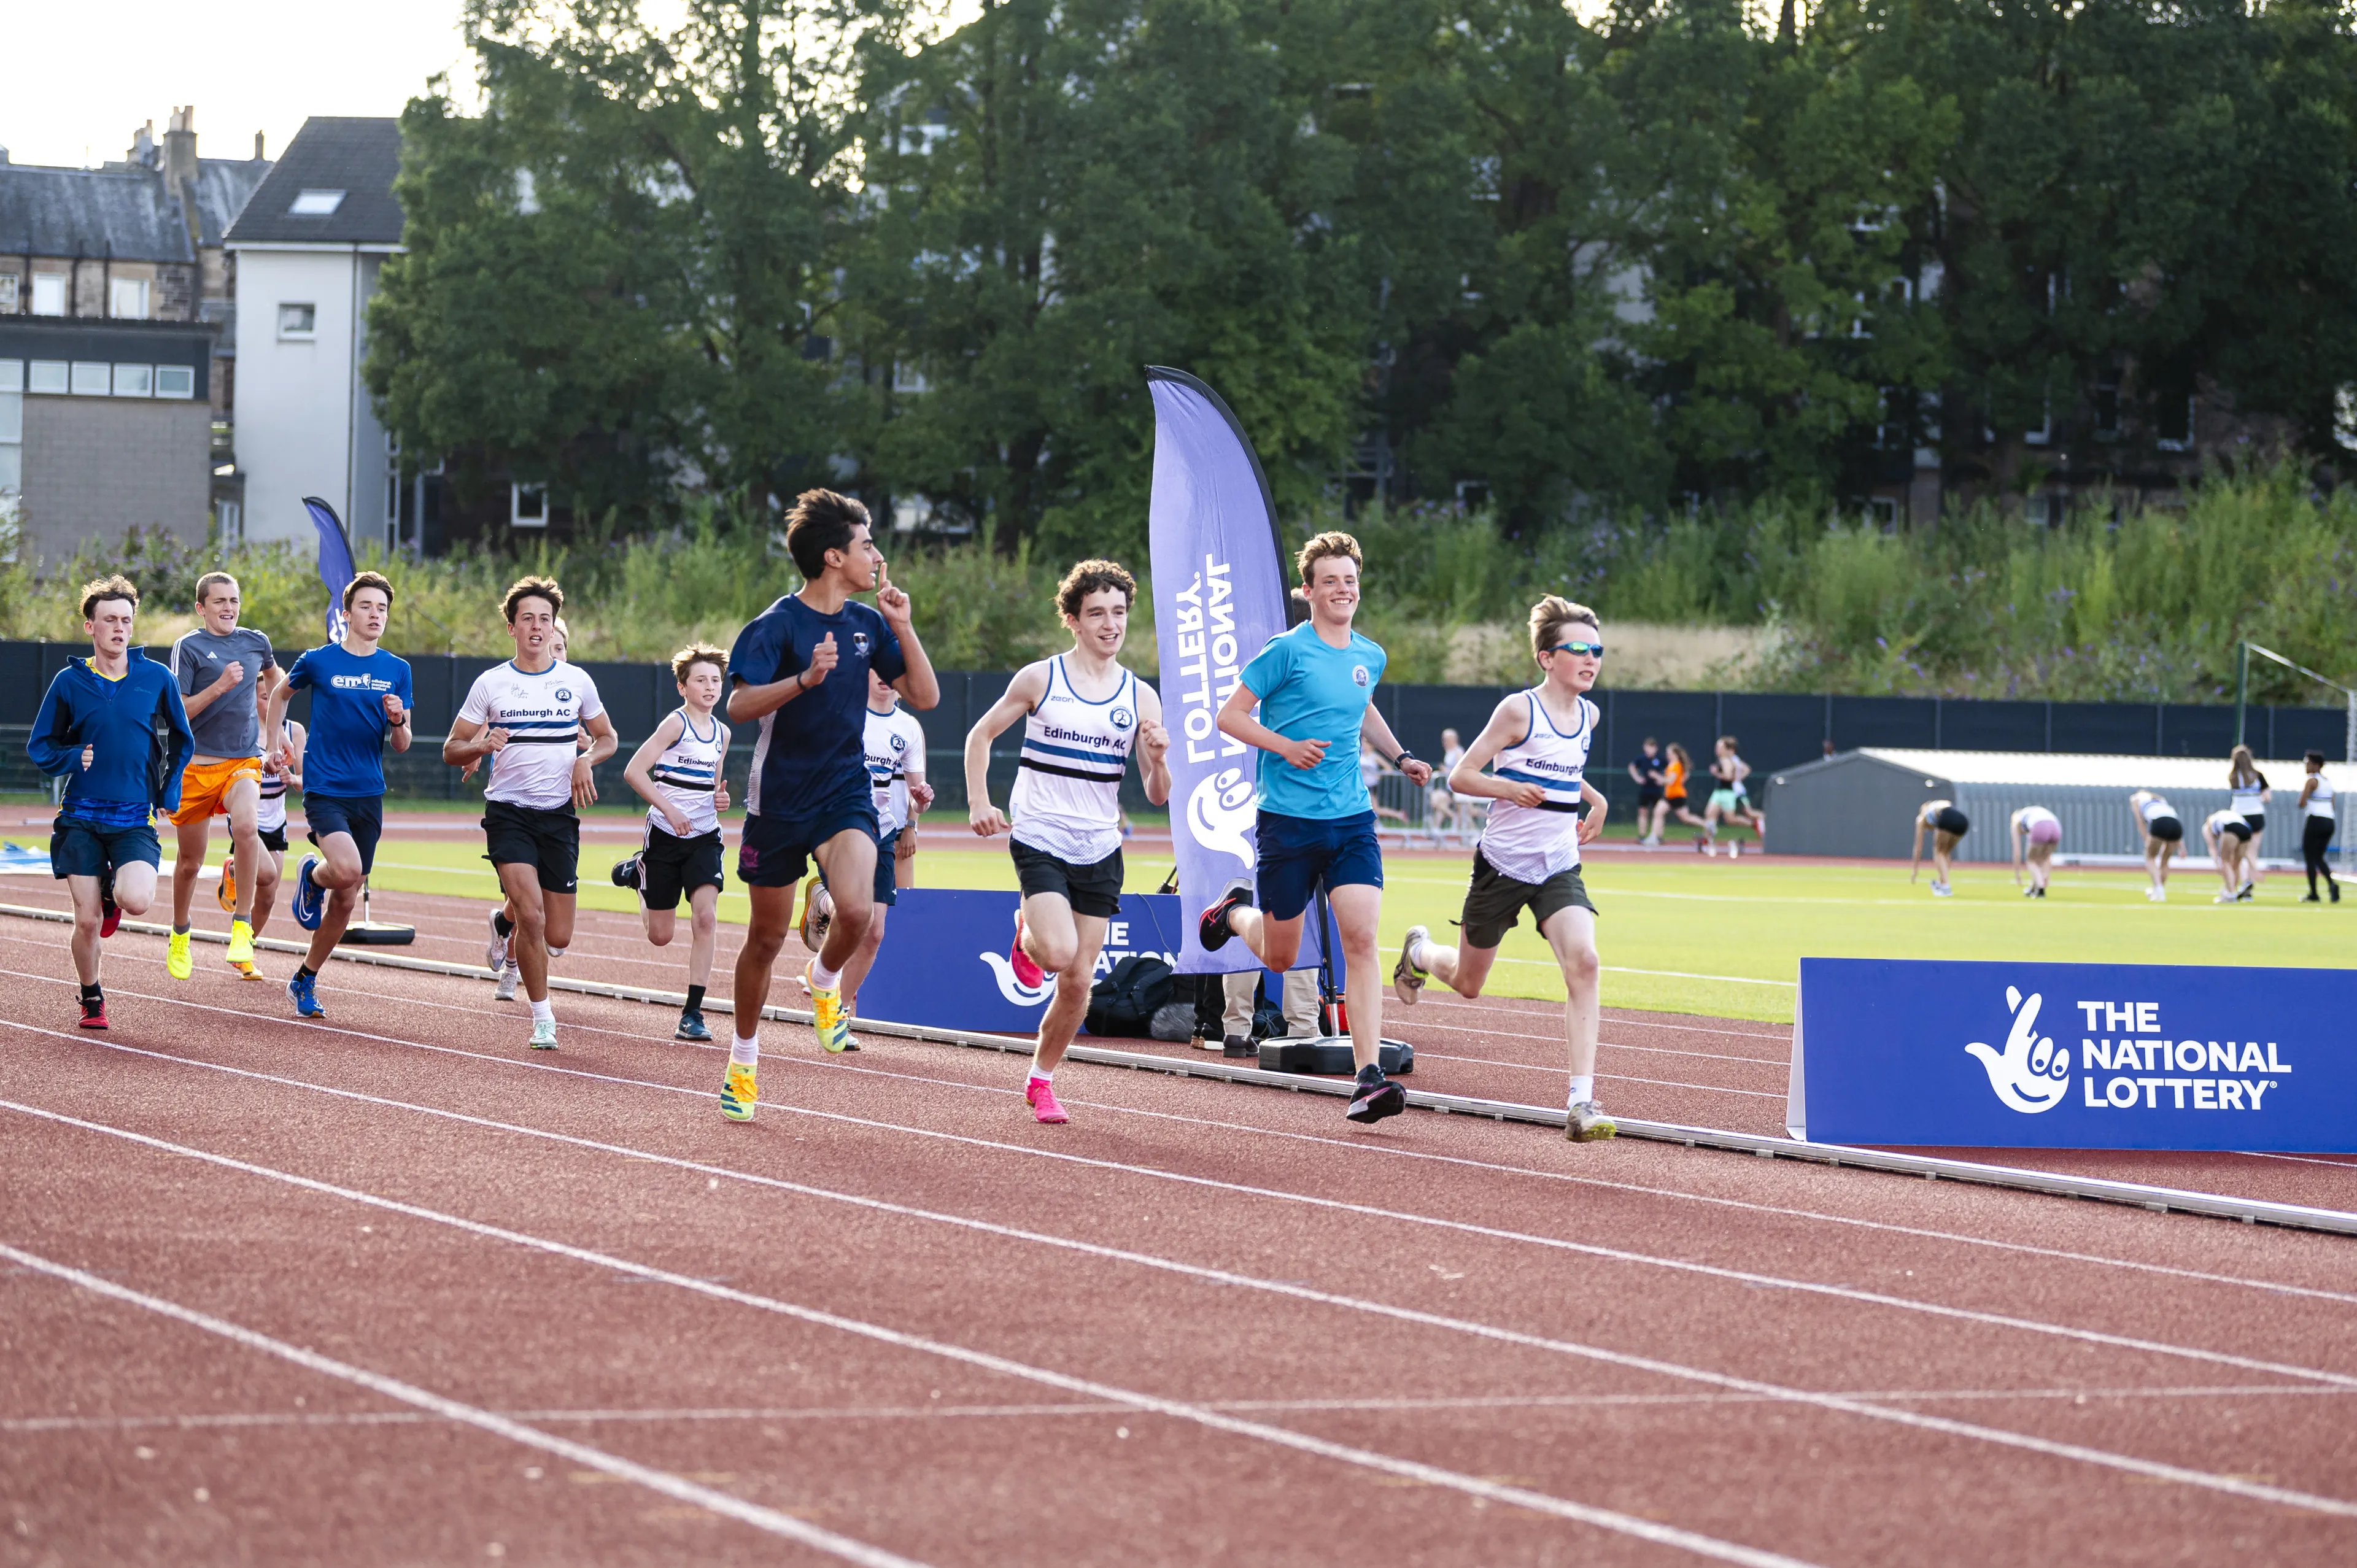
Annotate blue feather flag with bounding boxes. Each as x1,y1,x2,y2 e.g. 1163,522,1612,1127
303,496,356,643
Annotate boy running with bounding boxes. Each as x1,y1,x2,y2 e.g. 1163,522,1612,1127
222,717,303,943
28,576,195,1028
165,573,279,981
965,560,1171,1124
1391,597,1617,1141
1197,532,1431,1126
264,571,413,1019
722,489,939,1121
614,645,733,1043
445,577,617,1050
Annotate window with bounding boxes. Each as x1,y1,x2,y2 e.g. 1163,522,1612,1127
2333,386,2356,454
109,278,149,319
511,483,548,528
891,360,929,395
155,365,195,399
288,189,346,215
2094,376,2120,441
2158,394,2196,452
1867,496,1900,531
28,361,67,394
891,495,931,533
70,362,109,396
2024,395,2053,447
0,361,20,492
214,501,241,544
277,303,316,339
0,275,15,312
111,364,152,397
0,361,18,395
31,274,66,316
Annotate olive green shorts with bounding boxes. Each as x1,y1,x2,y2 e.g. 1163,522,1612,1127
1459,851,1595,951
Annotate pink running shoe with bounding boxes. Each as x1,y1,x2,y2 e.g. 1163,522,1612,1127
1026,1076,1068,1124
1010,911,1047,989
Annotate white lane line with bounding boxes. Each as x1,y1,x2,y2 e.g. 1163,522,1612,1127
2234,1152,2357,1171
14,1383,2352,1435
0,1240,931,1568
10,1065,2357,1525
10,987,2356,1388
0,1105,1825,1568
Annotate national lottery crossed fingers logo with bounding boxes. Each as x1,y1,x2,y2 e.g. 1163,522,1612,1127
1186,767,1258,867
1965,986,2292,1117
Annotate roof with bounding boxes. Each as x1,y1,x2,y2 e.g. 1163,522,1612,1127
1851,747,2355,789
186,158,272,246
224,118,403,246
0,156,267,262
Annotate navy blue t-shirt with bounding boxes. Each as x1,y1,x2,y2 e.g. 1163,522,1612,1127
729,595,907,821
1632,749,1666,786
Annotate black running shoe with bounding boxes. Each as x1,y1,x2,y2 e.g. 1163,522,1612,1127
1222,1033,1257,1059
1198,878,1252,952
610,852,643,892
1345,1066,1406,1125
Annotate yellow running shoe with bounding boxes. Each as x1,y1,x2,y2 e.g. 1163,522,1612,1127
228,959,263,981
721,1060,757,1121
808,960,849,1053
166,928,193,981
215,857,238,912
225,917,255,968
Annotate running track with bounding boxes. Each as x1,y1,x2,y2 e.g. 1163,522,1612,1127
2,897,2354,1564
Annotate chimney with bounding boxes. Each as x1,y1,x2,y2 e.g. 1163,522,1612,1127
254,131,265,161
164,106,201,245
130,120,158,168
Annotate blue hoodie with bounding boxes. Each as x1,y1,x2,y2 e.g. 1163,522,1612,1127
29,648,196,819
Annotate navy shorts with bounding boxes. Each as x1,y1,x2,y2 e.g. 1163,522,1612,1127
304,794,384,876
1255,808,1382,922
822,829,899,908
50,818,161,880
738,789,878,890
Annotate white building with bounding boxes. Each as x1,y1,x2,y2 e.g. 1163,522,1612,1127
225,117,404,550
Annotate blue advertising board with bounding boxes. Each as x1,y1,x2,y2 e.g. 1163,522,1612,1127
1790,957,2357,1151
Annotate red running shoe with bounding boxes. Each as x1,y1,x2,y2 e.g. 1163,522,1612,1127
79,992,107,1029
1009,911,1046,989
1025,1076,1068,1124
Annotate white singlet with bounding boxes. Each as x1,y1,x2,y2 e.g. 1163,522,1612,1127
458,659,606,811
864,702,927,836
2140,795,2175,824
2229,774,2267,817
1010,655,1138,865
2308,775,2337,818
1477,690,1596,884
644,706,727,838
2015,805,2057,832
257,763,288,835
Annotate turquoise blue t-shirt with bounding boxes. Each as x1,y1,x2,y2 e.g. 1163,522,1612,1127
1237,621,1387,819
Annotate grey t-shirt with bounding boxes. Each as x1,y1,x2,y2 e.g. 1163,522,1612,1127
173,626,275,758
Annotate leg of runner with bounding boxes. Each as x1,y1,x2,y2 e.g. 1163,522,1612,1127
250,848,283,937
1021,894,1107,1124
223,773,262,927
65,875,105,989
838,906,888,1013
1326,883,1386,1073
804,827,877,1054
170,814,210,932
293,832,365,1014
1539,903,1612,1140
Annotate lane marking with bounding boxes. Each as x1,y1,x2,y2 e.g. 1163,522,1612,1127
0,1104,1827,1568
10,1067,2357,1523
0,1240,931,1567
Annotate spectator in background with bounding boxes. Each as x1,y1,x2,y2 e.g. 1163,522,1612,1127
1629,736,1667,845
1212,967,1320,1057
1428,727,1466,832
1361,742,1411,825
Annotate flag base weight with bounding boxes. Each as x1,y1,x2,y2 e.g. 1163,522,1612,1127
338,921,415,946
1256,1037,1414,1076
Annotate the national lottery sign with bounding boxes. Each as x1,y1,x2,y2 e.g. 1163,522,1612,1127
1789,957,2356,1151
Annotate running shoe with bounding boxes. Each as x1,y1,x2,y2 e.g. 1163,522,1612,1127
528,1016,558,1050
1392,925,1429,1005
840,1002,861,1052
1223,1033,1256,1059
675,1009,713,1043
291,857,325,931
1198,878,1252,952
1930,882,1954,898
1345,1065,1406,1125
225,917,255,968
494,961,520,1002
79,991,107,1029
2034,886,2046,898
229,957,263,981
2213,890,2235,905
1009,910,1046,989
721,1060,757,1121
166,928,193,981
2021,884,2036,898
287,969,325,1019
99,869,120,938
1026,1076,1069,1124
808,960,850,1053
799,875,830,950
1566,1100,1618,1142
610,852,643,893
215,855,237,912
2238,882,2257,902
484,907,509,971
2146,887,2167,903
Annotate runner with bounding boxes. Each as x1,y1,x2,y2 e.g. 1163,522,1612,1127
1700,735,1763,855
721,489,939,1122
1910,798,1970,896
164,573,279,982
28,576,194,1028
2008,804,2060,898
1196,531,1432,1127
264,571,414,1019
1390,597,1616,1141
2128,789,2181,902
1629,736,1667,845
964,560,1170,1124
804,668,935,1050
445,577,617,1051
1663,743,1705,835
2227,745,2269,898
2202,808,2255,905
2296,752,2337,904
614,645,732,1043
222,717,304,944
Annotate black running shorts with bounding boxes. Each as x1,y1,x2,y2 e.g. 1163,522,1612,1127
1933,806,1970,836
1012,841,1124,919
2146,814,2183,844
640,824,724,910
483,800,581,894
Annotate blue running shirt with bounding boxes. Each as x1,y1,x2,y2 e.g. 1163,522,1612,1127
285,643,413,797
1237,621,1387,819
728,596,906,821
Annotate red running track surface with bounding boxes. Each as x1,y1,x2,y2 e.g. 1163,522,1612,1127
2,904,2356,1565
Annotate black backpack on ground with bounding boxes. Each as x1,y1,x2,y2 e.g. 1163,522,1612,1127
1086,954,1175,1037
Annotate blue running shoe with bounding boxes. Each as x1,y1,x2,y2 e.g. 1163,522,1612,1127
291,857,325,931
287,968,325,1019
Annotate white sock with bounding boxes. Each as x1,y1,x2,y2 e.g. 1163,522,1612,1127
1567,1074,1595,1107
810,957,842,991
730,1035,760,1066
1028,1066,1052,1085
1407,933,1430,968
546,946,565,959
530,999,554,1024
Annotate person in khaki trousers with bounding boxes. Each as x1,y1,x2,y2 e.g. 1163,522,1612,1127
1210,968,1319,1058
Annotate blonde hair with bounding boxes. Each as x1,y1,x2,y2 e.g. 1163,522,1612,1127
1527,595,1599,661
1294,531,1363,589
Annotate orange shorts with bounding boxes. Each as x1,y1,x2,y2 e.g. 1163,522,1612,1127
168,757,264,826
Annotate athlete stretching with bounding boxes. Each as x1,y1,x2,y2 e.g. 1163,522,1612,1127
1198,532,1431,1126
265,571,412,1019
1391,597,1616,1141
615,645,733,1043
965,560,1171,1124
722,490,939,1121
29,576,195,1028
165,572,279,982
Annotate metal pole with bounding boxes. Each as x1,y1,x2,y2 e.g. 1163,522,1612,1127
2234,641,2248,749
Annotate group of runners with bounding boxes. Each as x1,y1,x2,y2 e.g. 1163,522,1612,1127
1627,736,1763,854
31,494,1617,1141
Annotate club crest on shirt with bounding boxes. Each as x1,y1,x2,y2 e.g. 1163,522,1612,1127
889,732,907,752
851,631,871,657
555,687,573,703
1111,708,1134,731
1352,665,1370,688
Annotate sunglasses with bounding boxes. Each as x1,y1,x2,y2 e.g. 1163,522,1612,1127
1547,640,1606,657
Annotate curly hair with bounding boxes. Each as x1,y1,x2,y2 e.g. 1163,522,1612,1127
1055,559,1136,618
1294,530,1363,586
80,574,139,620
